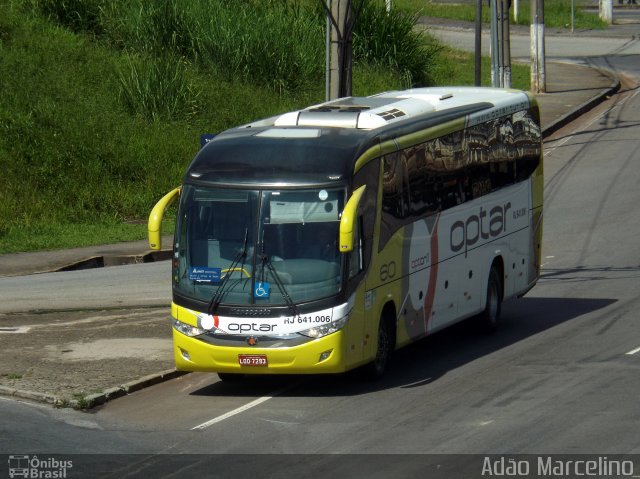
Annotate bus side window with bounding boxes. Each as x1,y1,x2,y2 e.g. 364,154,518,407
352,158,378,272
380,152,409,250
382,153,407,220
406,144,438,218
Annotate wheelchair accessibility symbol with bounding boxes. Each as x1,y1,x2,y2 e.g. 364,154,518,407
254,281,271,299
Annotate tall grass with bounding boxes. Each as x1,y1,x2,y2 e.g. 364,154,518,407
25,0,442,126
194,2,325,93
117,53,200,122
27,0,104,34
33,0,437,93
353,1,442,86
99,0,326,93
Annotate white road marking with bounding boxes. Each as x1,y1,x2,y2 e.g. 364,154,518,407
541,256,555,268
0,326,31,334
191,385,291,430
625,346,640,356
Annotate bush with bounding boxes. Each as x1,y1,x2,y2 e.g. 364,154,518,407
353,0,442,87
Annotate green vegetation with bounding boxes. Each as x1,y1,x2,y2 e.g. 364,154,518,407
396,0,607,29
0,0,531,253
72,392,91,410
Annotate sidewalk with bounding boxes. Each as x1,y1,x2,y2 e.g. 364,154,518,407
0,236,173,277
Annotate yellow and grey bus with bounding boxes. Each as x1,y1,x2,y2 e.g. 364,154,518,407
149,87,543,380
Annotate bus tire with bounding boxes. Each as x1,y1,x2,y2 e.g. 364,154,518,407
362,314,394,380
478,266,502,333
218,372,245,382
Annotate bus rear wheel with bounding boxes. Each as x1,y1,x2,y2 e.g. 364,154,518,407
478,266,502,333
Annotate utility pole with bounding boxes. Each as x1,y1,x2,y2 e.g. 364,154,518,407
490,0,500,87
323,0,357,100
530,0,546,93
330,0,350,100
325,2,331,101
475,0,482,86
502,0,511,87
490,0,511,88
600,0,613,24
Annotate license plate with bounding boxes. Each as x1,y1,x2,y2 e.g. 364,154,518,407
238,354,268,367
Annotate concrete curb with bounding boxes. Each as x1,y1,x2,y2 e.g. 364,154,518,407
0,234,174,278
541,63,621,138
0,385,60,406
0,369,188,410
53,249,173,273
78,369,189,410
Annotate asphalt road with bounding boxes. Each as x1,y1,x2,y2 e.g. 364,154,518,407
2,22,640,479
0,262,171,314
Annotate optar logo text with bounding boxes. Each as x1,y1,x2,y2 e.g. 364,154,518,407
450,202,511,256
410,254,430,270
228,322,276,333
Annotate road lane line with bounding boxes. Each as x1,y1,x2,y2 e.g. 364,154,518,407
625,346,640,356
191,386,290,430
544,88,635,158
0,326,31,334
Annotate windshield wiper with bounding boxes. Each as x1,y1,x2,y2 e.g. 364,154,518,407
207,229,249,316
258,241,300,319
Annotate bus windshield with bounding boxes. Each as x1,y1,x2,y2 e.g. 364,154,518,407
175,185,345,307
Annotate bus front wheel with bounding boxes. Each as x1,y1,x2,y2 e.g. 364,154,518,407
362,315,394,379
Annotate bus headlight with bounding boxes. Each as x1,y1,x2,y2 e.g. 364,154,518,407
173,319,206,337
298,314,350,339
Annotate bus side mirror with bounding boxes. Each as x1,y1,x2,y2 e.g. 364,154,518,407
148,187,181,250
339,185,366,253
